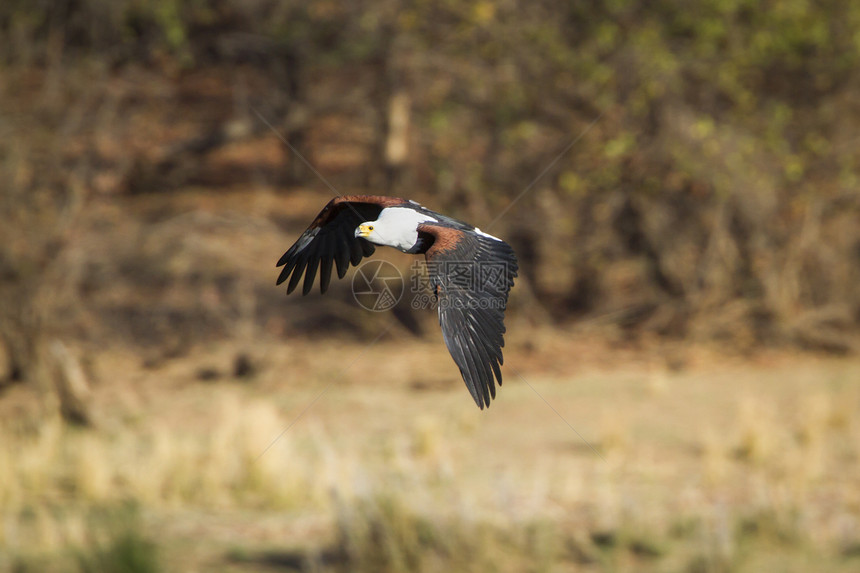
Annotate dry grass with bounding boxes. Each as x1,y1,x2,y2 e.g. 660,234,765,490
0,390,321,515
1,339,859,572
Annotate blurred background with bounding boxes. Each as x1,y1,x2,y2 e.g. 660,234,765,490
2,1,860,571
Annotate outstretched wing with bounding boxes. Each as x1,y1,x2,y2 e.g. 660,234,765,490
418,223,518,409
277,195,406,295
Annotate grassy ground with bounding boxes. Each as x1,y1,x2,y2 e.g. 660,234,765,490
2,334,859,572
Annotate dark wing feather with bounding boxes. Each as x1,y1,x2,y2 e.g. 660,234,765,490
419,223,518,409
318,240,334,293
349,235,365,266
287,254,309,294
276,196,407,294
302,248,321,295
333,232,351,279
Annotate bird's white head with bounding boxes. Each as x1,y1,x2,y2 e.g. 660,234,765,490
356,220,402,249
355,222,392,249
354,207,437,252
354,222,376,240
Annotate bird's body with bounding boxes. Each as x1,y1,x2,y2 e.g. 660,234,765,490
276,195,517,409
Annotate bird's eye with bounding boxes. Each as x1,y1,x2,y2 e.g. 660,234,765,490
368,226,374,231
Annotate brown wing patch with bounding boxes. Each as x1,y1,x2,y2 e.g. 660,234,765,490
418,224,466,258
309,195,409,229
335,194,408,207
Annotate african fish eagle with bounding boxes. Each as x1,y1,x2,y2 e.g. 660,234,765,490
276,195,518,409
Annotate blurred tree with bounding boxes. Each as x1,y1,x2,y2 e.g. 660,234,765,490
0,0,858,351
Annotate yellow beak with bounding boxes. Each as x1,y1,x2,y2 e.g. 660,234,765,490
356,224,372,238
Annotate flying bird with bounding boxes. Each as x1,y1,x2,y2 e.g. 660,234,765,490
276,195,518,409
